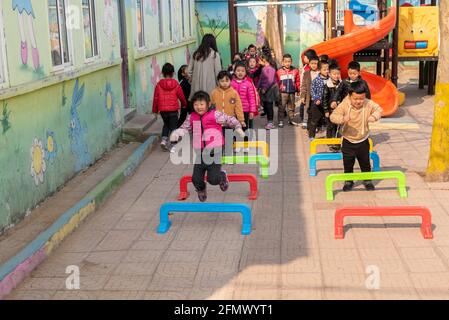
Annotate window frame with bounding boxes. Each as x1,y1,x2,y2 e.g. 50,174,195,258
0,7,9,86
82,0,100,63
48,0,74,71
158,0,164,45
136,0,145,49
188,0,193,38
168,0,173,43
181,0,186,39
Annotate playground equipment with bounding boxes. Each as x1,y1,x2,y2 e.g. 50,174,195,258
178,174,258,201
334,206,433,239
157,202,252,235
222,155,269,179
305,6,400,116
310,152,380,177
310,138,374,155
325,170,407,201
233,141,269,158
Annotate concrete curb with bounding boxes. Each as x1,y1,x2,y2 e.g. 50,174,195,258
0,135,159,299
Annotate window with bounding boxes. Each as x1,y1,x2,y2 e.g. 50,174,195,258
82,0,98,59
168,0,173,42
158,0,163,43
136,0,145,48
181,0,186,38
0,11,7,83
188,0,192,37
48,0,71,67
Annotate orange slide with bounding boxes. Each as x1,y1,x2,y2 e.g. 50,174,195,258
304,7,399,116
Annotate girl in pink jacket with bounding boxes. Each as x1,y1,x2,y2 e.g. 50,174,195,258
170,91,244,202
231,62,258,133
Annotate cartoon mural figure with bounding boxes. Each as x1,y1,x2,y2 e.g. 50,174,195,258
12,0,40,70
30,138,46,186
45,130,58,164
105,82,115,121
69,80,91,172
1,101,11,135
150,56,161,87
103,0,117,47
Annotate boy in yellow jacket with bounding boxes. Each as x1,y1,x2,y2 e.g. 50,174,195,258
330,82,383,192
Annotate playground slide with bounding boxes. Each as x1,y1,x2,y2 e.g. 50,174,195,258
305,7,399,116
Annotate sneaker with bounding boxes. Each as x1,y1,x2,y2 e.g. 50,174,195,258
301,121,307,129
197,189,207,202
219,171,229,192
265,122,275,130
343,181,354,192
169,144,176,153
160,138,169,151
364,181,375,191
278,121,284,128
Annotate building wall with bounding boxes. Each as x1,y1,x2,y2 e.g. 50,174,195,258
0,0,197,234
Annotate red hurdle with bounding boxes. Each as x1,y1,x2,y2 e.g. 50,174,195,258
335,206,433,240
178,174,258,201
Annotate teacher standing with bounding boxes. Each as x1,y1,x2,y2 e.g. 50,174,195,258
187,34,222,100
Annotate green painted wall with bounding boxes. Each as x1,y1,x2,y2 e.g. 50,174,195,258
0,0,197,233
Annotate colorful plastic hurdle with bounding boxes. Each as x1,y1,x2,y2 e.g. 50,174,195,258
310,152,380,176
310,138,374,155
325,171,408,201
222,155,269,179
157,202,252,235
335,206,433,239
233,141,269,158
177,174,258,201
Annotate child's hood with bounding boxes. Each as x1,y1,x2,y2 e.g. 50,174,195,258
158,78,179,91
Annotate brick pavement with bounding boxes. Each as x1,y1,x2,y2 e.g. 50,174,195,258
6,84,449,300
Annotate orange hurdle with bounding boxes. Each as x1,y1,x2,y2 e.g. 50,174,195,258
335,206,433,239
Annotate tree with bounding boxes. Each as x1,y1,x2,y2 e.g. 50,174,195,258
426,3,449,182
264,0,284,64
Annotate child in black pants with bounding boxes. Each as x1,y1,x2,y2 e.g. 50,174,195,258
308,60,329,140
323,62,342,151
330,82,383,192
152,63,187,152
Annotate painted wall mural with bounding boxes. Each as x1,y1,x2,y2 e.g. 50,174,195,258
45,130,57,164
103,0,118,47
1,101,11,134
12,0,40,71
68,80,91,173
195,0,325,67
30,137,46,186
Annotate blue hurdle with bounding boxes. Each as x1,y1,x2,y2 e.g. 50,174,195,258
309,152,381,176
157,202,252,235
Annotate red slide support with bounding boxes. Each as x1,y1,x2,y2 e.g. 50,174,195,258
335,206,433,239
178,174,258,201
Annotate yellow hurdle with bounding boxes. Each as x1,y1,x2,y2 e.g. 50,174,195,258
310,138,374,155
234,141,269,158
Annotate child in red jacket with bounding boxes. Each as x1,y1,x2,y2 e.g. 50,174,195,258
152,63,187,152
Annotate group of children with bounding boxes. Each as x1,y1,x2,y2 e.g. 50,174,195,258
152,44,383,201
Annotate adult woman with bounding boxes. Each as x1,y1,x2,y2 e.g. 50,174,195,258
187,34,222,100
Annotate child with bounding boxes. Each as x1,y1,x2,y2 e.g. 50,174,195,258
258,50,279,130
323,62,342,151
211,70,245,156
308,60,330,140
244,44,259,62
330,82,383,192
152,63,187,152
231,62,257,133
299,55,320,129
331,61,371,109
276,54,300,127
170,91,245,202
247,56,262,88
177,65,192,128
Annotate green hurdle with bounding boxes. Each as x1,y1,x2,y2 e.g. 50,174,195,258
222,155,269,179
325,171,408,201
